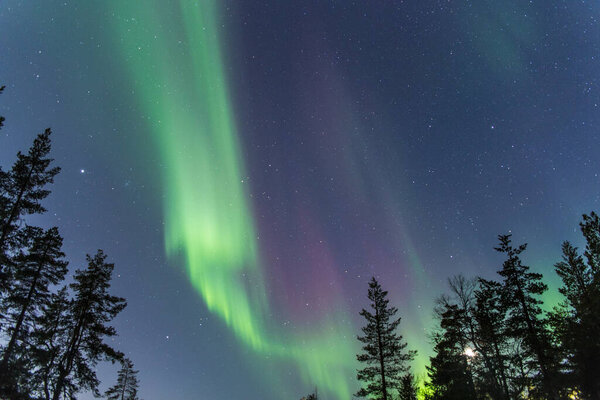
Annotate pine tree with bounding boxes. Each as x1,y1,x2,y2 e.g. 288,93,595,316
356,277,415,400
0,129,60,287
49,250,126,400
28,287,72,400
550,213,600,399
0,88,132,400
398,373,418,400
495,235,560,399
0,227,68,388
105,358,140,400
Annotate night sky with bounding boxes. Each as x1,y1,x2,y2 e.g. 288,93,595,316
1,1,599,399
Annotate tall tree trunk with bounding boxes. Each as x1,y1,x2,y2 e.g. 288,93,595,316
51,308,87,400
1,247,47,370
375,307,387,400
120,368,129,400
43,302,65,400
514,281,556,400
491,336,510,400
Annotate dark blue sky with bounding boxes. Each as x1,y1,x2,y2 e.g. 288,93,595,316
1,1,599,399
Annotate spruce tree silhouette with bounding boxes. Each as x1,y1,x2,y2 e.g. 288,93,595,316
551,213,600,399
50,251,126,400
0,227,68,378
105,358,141,400
495,235,559,400
356,277,415,400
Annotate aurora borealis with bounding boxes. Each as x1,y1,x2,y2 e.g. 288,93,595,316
111,2,356,398
1,1,599,399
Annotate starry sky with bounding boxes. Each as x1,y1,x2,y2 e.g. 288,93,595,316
1,1,599,399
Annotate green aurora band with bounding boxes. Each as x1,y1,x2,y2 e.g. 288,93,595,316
111,1,356,398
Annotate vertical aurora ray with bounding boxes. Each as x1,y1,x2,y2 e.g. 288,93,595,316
288,45,437,382
110,1,356,398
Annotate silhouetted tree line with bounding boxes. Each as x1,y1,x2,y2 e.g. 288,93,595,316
335,213,599,400
422,226,600,400
0,87,141,400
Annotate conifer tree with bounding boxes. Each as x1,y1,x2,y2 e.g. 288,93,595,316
495,235,559,399
398,373,418,400
551,213,600,399
0,227,68,379
105,358,140,400
29,287,72,400
0,124,63,398
49,250,126,400
356,277,414,400
0,129,60,249
0,129,60,287
0,89,132,400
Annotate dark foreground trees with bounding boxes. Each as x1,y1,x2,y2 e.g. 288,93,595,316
425,216,600,400
550,213,600,399
49,251,127,400
0,89,134,400
0,129,60,261
398,373,418,400
0,227,68,376
356,277,415,400
494,236,560,400
425,302,477,400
